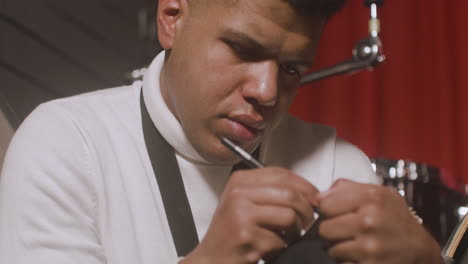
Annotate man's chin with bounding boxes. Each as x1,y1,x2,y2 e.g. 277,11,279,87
199,150,242,166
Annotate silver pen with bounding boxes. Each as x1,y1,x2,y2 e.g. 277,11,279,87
221,136,322,219
221,137,264,169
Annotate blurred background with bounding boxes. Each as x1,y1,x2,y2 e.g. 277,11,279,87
292,0,468,192
0,0,467,247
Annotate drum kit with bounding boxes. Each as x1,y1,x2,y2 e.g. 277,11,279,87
372,159,467,246
371,159,468,264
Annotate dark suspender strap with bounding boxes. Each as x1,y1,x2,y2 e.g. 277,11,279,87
140,90,199,257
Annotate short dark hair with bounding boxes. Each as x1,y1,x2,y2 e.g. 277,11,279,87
284,0,347,17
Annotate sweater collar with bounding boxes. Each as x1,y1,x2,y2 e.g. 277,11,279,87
142,52,215,165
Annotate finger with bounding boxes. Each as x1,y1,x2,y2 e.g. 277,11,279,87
328,237,381,263
243,167,320,204
328,239,361,262
235,185,316,228
252,227,287,261
254,205,304,243
319,212,360,242
231,167,320,205
237,225,286,263
318,179,380,218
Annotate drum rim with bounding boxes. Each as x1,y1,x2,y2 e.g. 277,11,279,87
443,212,468,260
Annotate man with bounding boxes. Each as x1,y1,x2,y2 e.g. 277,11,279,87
0,0,443,263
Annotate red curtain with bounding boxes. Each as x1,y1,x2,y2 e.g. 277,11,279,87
290,0,468,190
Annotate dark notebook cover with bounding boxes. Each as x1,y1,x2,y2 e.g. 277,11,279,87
268,219,336,264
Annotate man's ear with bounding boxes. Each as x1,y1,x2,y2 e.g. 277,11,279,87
157,0,188,49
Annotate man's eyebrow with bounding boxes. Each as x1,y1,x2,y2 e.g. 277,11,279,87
220,29,314,68
220,29,269,51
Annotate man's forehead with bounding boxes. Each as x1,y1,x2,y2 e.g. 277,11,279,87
192,0,299,11
189,0,238,7
187,0,236,11
190,0,325,36
190,0,332,16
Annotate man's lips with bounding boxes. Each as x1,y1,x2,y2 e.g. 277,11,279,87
224,115,266,142
228,114,266,131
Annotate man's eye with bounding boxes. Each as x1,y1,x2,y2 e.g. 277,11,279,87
226,41,246,57
224,40,262,61
280,64,300,77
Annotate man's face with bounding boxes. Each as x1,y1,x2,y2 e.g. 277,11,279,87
159,0,325,164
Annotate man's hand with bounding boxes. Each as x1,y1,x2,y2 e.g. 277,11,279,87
318,179,443,264
181,167,319,264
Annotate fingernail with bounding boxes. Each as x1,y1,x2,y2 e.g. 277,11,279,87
300,228,306,236
314,211,320,220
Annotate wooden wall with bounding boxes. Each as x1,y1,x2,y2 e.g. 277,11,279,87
0,0,161,129
0,110,12,167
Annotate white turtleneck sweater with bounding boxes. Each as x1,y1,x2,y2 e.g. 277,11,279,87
0,52,378,264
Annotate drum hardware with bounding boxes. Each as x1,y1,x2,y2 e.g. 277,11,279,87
459,207,468,222
371,159,468,246
442,213,468,263
300,0,385,85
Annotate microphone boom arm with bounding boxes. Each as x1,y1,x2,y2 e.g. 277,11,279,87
300,0,385,85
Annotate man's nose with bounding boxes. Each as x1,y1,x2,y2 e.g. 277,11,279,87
242,61,278,107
